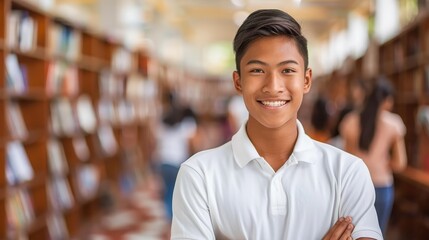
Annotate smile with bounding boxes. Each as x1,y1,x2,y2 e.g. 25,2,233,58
260,100,287,107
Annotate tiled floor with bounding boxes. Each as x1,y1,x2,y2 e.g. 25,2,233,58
88,175,171,240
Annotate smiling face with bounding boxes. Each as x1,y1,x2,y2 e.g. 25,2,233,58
233,36,312,131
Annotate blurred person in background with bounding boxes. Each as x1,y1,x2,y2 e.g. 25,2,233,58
155,91,197,221
340,77,407,236
309,95,332,143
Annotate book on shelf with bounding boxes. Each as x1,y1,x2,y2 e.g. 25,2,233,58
97,125,118,156
112,48,134,73
126,76,158,100
99,69,124,98
6,188,35,231
5,54,28,94
47,214,69,240
46,61,79,97
6,141,34,184
76,95,97,133
50,98,78,136
6,101,28,139
47,177,74,211
48,23,81,61
98,98,117,125
47,138,69,176
125,73,145,99
76,164,101,201
117,99,136,125
7,10,37,52
72,136,90,162
19,11,38,52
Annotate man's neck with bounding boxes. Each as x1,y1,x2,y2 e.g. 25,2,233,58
246,120,298,172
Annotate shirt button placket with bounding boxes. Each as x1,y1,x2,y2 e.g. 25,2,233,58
270,174,287,215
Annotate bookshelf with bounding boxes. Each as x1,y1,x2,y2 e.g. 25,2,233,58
377,10,429,239
378,12,429,169
309,8,429,239
1,0,155,239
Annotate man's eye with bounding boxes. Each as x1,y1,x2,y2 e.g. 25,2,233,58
282,69,294,73
250,69,264,73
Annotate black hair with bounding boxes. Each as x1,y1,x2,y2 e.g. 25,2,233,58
311,96,330,132
359,77,395,151
233,9,308,73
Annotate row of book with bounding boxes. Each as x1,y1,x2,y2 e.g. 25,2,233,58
6,54,156,100
6,137,85,186
98,98,137,126
99,70,159,101
6,98,118,160
6,55,84,96
7,9,83,61
8,141,100,204
7,189,71,239
6,55,79,96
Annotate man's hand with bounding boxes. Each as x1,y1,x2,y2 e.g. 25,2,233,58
323,217,354,240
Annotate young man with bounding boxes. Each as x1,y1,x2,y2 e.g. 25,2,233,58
171,9,382,240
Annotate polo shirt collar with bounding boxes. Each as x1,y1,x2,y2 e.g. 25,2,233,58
231,120,316,168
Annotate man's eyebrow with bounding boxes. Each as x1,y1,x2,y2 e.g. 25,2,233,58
277,60,299,66
246,59,299,66
246,60,267,65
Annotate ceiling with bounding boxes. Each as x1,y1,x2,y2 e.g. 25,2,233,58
56,0,371,45
153,0,370,45
53,0,372,76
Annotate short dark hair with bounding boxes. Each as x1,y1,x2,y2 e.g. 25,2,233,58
233,9,308,73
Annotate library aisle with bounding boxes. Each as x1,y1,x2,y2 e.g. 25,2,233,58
87,174,171,240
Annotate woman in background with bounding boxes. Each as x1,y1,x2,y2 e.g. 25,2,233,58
340,77,407,236
156,91,197,221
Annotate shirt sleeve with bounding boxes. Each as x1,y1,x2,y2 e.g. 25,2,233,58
171,164,215,239
340,158,384,240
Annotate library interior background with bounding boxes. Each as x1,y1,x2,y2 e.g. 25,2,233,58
2,0,429,239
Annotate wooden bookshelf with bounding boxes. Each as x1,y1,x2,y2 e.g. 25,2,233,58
1,0,156,239
308,8,429,239
377,9,429,239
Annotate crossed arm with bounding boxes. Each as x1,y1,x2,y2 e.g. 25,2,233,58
324,217,376,240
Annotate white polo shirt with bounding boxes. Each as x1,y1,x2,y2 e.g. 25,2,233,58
172,121,382,240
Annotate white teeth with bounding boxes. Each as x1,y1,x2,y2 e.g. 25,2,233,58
261,101,286,107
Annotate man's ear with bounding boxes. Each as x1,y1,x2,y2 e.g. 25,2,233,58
233,71,242,93
303,68,312,93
